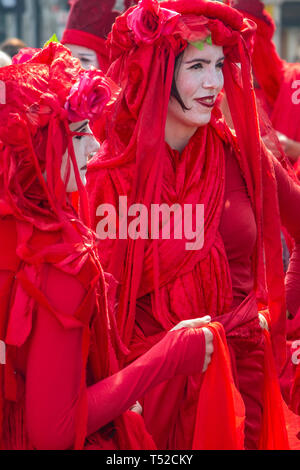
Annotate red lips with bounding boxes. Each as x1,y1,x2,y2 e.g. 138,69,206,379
195,96,216,108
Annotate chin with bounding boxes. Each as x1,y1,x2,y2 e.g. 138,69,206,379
188,109,212,128
194,115,212,127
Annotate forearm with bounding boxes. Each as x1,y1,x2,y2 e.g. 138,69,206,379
27,297,205,448
87,327,205,435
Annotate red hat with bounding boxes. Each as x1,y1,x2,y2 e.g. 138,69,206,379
62,0,120,72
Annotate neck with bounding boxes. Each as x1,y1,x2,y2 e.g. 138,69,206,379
165,114,198,153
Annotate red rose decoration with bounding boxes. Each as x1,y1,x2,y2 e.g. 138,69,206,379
127,0,180,45
65,68,120,123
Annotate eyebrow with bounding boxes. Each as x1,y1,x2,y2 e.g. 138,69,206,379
73,121,89,133
185,56,225,64
78,53,95,58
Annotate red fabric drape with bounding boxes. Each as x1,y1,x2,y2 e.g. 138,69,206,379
192,322,245,450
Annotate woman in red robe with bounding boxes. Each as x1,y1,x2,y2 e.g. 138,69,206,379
0,42,217,450
87,0,300,449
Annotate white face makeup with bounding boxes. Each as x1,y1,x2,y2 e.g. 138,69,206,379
61,120,100,193
168,43,225,130
64,43,99,70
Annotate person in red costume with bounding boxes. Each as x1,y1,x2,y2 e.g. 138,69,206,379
61,0,121,72
87,0,300,450
62,0,129,142
0,42,218,450
232,0,300,420
232,0,300,164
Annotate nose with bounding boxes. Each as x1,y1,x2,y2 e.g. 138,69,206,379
202,67,222,91
86,134,100,158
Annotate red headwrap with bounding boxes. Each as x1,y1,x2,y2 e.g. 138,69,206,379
62,0,121,72
87,0,287,374
0,42,130,450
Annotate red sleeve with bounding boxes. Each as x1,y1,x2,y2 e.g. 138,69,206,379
272,157,300,317
25,265,206,450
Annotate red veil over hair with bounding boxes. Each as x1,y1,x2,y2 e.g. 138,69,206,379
89,0,286,367
0,42,153,450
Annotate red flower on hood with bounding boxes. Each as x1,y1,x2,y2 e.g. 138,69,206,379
127,0,180,45
65,68,120,123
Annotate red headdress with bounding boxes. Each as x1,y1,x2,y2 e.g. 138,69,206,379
232,0,284,108
88,0,287,373
61,0,121,72
0,42,125,449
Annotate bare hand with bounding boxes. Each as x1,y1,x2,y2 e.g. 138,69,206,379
258,313,269,330
171,315,211,331
171,316,214,372
202,327,214,372
276,131,300,162
130,401,143,415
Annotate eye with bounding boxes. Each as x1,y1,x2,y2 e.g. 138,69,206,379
217,62,224,69
188,62,203,70
75,127,88,140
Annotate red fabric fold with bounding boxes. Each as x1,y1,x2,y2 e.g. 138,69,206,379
192,322,245,450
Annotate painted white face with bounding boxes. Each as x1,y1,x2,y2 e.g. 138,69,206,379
168,43,225,129
64,43,99,70
61,120,100,192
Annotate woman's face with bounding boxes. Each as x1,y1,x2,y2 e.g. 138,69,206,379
168,43,225,129
61,120,100,192
64,44,99,70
